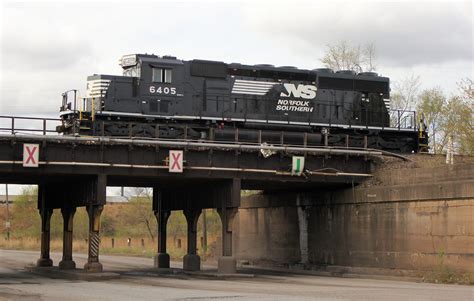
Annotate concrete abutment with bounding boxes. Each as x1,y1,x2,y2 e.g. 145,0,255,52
233,163,474,275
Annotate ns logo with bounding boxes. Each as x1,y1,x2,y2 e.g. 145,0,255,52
280,83,317,100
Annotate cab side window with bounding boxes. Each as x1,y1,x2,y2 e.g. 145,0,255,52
152,68,172,83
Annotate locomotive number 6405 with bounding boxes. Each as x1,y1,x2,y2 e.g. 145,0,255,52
149,86,177,95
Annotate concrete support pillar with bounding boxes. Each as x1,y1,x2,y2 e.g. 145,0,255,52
217,207,238,273
183,209,201,271
153,209,171,268
84,205,103,272
59,207,76,270
37,208,53,267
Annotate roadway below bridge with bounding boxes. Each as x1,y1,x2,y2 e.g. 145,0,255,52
0,250,472,301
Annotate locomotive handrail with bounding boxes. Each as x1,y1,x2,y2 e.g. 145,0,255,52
194,91,417,130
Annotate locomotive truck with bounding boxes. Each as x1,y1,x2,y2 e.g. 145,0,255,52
58,54,428,153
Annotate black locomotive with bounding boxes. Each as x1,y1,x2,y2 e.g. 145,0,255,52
58,54,427,153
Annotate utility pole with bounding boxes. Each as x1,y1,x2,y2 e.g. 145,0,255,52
446,135,454,165
5,184,10,240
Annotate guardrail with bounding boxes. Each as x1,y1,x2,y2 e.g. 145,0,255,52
0,116,61,135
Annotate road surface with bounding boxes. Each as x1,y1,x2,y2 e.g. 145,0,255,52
0,249,472,300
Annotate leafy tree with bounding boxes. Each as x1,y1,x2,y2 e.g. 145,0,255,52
415,82,473,155
167,211,186,247
73,208,89,240
10,186,39,238
439,96,473,155
416,88,446,153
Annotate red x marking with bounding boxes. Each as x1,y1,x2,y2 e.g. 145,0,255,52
171,152,181,170
25,146,37,165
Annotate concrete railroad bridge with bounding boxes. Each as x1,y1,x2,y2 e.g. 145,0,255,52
0,115,405,273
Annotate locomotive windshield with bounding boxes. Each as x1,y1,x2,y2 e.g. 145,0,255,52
152,67,172,83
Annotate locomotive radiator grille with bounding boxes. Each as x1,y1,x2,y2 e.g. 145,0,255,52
86,79,111,98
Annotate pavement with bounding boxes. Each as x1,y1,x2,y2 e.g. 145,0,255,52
0,249,473,301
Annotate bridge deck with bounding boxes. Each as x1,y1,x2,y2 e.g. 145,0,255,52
0,133,376,190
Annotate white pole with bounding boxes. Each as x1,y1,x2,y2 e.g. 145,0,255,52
5,184,10,240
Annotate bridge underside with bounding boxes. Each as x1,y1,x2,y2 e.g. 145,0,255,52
0,135,374,273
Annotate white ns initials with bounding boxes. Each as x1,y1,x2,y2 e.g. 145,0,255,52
280,84,317,99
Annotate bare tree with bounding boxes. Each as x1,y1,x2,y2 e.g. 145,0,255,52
126,187,155,242
320,41,377,72
457,78,474,100
390,74,421,127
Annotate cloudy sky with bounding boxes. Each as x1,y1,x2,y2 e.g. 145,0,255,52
0,0,472,117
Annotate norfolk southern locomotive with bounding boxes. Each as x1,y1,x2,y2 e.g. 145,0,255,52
58,54,428,153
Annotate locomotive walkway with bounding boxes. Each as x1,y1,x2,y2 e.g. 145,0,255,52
0,115,402,274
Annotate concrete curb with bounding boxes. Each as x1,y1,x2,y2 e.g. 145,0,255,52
184,271,255,279
123,268,255,280
240,264,423,283
24,265,121,281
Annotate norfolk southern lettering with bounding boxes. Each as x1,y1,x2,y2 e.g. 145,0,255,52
57,54,427,153
276,100,314,112
276,83,317,112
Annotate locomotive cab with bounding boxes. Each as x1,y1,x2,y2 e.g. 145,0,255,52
58,54,186,135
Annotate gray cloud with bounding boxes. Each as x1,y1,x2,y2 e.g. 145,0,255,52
242,1,472,66
1,3,96,70
0,1,471,117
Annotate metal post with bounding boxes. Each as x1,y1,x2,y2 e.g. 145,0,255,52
5,184,10,241
398,110,401,130
345,135,349,161
364,135,368,161
73,90,77,112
